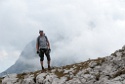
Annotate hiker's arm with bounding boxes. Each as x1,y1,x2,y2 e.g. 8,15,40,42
36,37,39,51
36,43,39,51
47,40,50,49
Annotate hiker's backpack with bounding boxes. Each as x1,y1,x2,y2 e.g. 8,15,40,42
37,35,48,48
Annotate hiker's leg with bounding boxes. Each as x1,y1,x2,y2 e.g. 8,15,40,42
39,49,45,70
45,50,51,69
45,50,51,64
40,61,43,67
48,60,51,66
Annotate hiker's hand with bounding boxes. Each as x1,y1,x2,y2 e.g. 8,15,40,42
48,48,51,53
37,51,39,54
48,46,50,49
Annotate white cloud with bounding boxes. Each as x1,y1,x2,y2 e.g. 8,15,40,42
0,50,20,72
0,50,8,58
0,0,125,72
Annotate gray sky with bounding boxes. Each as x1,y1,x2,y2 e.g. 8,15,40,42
0,0,125,73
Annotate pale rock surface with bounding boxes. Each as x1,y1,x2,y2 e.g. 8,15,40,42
2,45,125,84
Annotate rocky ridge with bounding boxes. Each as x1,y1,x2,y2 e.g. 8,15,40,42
1,46,125,84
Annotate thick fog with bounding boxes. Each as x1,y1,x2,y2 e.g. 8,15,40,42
0,0,125,73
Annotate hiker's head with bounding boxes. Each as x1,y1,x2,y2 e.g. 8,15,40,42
39,30,44,36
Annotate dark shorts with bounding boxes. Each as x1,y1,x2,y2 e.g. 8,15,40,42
39,49,51,61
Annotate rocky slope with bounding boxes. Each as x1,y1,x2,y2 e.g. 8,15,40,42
1,45,125,84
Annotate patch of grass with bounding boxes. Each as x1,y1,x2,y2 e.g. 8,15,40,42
112,69,125,78
62,65,73,70
17,72,27,79
54,63,90,80
73,65,83,75
62,61,90,71
93,58,105,66
82,62,89,69
54,69,67,78
16,72,28,83
59,60,94,76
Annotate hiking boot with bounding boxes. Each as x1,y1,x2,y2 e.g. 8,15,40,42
41,66,45,73
42,66,45,70
48,65,51,70
41,69,46,73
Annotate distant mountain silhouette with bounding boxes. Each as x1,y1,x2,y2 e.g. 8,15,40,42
0,41,41,76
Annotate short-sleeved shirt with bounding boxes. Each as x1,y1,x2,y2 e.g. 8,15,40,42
37,35,48,49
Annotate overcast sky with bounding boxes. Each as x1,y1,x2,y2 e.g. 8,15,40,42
0,0,125,73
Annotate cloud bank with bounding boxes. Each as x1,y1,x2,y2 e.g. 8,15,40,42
0,0,125,72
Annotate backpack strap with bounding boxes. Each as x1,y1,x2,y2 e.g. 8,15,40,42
45,36,48,42
37,36,40,48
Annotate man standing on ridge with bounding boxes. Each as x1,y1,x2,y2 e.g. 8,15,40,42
36,30,51,72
